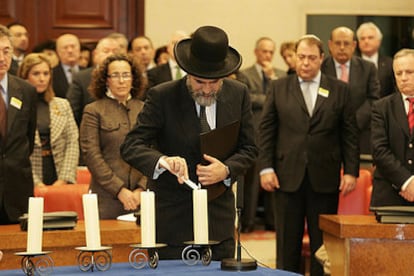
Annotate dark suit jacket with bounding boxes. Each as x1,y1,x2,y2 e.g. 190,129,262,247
371,93,414,207
67,67,95,126
8,59,19,76
52,64,69,98
321,56,380,154
259,73,359,193
146,63,173,89
377,54,395,97
0,74,37,222
239,65,287,141
356,53,395,98
53,63,84,98
121,77,257,246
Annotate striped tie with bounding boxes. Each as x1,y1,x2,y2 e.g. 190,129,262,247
408,98,414,134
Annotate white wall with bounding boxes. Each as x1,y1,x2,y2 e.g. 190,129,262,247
145,0,413,71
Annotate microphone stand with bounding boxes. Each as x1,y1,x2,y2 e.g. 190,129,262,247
221,176,257,271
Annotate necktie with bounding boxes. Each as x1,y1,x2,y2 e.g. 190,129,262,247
199,106,211,133
68,67,78,83
407,98,414,134
302,81,313,116
175,66,182,80
68,67,74,83
340,64,349,83
262,70,269,94
0,86,7,141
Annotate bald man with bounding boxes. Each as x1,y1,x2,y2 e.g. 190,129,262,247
321,26,380,156
53,33,82,98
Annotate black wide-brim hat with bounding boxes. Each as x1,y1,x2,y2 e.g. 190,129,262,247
174,26,242,79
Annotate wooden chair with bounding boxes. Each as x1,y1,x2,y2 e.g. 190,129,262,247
76,166,91,185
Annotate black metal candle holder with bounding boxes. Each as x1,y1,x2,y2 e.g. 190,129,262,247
181,241,219,266
128,243,167,269
75,246,112,272
15,251,54,276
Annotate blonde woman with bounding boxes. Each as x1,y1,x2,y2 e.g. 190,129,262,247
18,53,79,187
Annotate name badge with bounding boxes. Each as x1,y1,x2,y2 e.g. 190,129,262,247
318,88,329,98
10,97,22,110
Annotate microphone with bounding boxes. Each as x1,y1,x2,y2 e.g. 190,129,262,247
221,176,257,271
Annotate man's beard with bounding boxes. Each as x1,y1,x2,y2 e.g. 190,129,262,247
186,78,222,107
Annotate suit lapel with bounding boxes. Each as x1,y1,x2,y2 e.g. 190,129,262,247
312,75,329,118
6,76,23,134
216,82,237,128
391,94,410,138
176,79,200,149
290,77,311,117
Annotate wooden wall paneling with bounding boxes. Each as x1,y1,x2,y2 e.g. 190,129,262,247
0,0,38,51
0,0,144,51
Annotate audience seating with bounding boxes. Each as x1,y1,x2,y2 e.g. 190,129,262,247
76,166,92,184
34,167,91,219
301,168,373,271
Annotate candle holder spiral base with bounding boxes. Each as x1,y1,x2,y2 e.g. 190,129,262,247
15,251,54,276
128,243,167,269
181,241,219,266
75,246,112,272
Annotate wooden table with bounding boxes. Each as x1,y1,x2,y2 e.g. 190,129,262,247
320,215,414,276
0,220,141,270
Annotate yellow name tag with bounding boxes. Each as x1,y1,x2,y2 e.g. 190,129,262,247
318,88,329,98
10,97,22,110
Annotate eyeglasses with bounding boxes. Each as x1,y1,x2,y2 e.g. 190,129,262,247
107,72,132,80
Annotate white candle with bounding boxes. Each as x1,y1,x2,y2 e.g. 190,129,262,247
27,197,44,253
140,190,155,247
82,194,101,249
193,189,209,244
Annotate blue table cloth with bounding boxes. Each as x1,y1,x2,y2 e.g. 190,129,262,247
0,260,300,275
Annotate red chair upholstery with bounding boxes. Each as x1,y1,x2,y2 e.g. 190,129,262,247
338,169,372,215
76,166,91,185
301,169,373,269
34,184,90,219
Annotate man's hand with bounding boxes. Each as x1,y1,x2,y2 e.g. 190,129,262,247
262,61,276,79
340,174,357,196
400,179,414,202
160,156,189,184
260,171,280,191
196,154,228,186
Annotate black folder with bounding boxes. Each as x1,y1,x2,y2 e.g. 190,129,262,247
19,211,78,231
370,206,414,224
200,120,240,201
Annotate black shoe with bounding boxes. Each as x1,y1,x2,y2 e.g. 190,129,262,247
241,224,255,233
